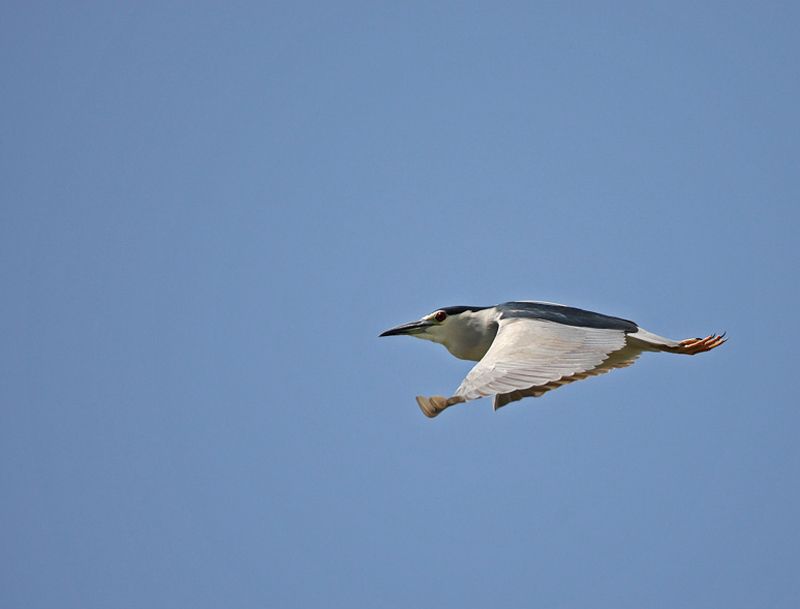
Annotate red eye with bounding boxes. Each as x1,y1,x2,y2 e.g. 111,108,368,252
434,311,447,322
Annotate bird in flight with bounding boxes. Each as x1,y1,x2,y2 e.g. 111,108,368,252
380,301,726,417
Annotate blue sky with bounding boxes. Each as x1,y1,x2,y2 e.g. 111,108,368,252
2,2,798,608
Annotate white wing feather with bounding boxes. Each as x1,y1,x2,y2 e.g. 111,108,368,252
455,317,628,401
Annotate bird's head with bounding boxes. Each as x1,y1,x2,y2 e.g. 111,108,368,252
379,307,452,341
379,306,497,361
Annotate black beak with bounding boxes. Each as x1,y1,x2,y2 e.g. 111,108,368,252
379,320,432,337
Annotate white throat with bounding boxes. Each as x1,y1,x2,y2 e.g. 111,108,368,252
425,308,498,361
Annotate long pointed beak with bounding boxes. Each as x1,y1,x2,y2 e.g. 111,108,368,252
379,319,432,337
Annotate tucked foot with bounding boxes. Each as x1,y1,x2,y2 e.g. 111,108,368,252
677,332,727,355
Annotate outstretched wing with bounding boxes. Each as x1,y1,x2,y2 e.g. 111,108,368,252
491,345,642,409
454,317,629,402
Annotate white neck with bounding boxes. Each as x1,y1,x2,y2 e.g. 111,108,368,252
425,308,499,361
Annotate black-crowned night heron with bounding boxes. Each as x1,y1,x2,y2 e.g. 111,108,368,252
380,301,726,417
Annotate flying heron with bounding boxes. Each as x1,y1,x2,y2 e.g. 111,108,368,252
380,301,726,417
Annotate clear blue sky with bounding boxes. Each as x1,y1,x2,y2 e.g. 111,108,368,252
2,2,798,608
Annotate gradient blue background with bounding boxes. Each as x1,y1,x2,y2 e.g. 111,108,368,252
2,2,798,608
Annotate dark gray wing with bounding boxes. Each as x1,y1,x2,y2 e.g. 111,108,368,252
497,301,638,332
